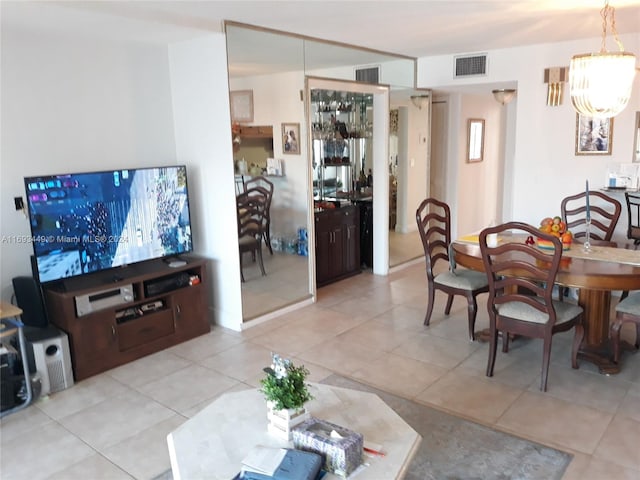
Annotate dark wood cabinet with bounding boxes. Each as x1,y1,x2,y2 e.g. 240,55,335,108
315,205,360,286
43,257,210,381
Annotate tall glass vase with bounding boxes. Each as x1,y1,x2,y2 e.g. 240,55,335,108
582,218,592,253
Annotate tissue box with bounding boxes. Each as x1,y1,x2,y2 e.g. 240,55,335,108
291,417,363,477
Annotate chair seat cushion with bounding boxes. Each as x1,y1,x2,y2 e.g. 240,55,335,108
239,236,259,247
615,292,640,315
435,270,488,290
497,299,583,325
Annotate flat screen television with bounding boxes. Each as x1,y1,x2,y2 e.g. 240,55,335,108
24,165,193,285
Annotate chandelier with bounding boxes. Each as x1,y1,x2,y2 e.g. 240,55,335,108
569,0,637,118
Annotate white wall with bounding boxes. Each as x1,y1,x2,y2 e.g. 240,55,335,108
456,94,502,236
0,27,178,300
168,35,243,330
418,33,640,240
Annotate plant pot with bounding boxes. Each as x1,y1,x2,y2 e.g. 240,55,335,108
266,401,310,440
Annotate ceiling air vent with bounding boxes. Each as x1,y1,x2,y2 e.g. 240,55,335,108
454,54,488,78
355,66,380,84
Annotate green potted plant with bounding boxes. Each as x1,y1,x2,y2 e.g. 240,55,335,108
261,353,313,439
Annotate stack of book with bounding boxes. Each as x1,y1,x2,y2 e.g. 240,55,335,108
235,446,324,480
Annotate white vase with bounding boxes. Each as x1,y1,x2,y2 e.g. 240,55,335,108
266,401,310,440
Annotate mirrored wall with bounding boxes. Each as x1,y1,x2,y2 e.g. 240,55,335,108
225,22,418,322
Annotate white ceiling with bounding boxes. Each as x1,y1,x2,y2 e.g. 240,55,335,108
3,1,640,60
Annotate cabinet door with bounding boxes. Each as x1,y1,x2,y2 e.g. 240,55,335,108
330,225,345,278
170,285,209,338
315,214,332,284
72,313,119,380
341,206,360,274
315,212,344,284
343,222,359,273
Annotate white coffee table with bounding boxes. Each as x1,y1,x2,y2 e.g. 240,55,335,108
167,382,421,479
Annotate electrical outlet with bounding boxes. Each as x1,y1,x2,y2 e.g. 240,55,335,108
14,197,24,211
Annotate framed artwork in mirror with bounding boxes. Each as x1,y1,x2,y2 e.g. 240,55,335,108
282,123,300,154
575,113,613,156
467,118,484,163
230,90,254,123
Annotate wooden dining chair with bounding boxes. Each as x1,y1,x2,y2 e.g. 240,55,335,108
237,186,268,282
561,190,621,243
416,198,489,341
479,221,585,391
624,191,640,246
559,190,622,301
610,292,640,365
244,176,275,254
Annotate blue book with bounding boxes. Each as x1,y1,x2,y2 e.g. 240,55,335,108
240,448,323,480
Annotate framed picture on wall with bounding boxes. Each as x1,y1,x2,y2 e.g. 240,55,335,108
282,123,300,155
466,118,485,163
230,90,254,123
575,113,613,155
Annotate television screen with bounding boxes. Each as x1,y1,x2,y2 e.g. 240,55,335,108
24,165,193,284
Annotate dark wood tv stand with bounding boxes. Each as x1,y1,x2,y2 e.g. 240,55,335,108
43,256,210,381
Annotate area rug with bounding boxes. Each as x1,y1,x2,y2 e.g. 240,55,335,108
155,374,572,480
322,374,572,480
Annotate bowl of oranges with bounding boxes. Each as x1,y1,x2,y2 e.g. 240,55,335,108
538,216,572,251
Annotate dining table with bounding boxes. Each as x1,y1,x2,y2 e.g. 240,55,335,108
452,233,640,374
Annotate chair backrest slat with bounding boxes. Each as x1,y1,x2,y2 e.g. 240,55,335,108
416,198,452,278
479,221,563,326
237,186,268,239
561,191,621,241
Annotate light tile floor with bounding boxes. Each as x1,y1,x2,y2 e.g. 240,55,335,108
1,262,639,480
240,251,311,320
389,230,423,268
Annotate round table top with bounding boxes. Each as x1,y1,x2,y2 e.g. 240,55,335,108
452,234,640,292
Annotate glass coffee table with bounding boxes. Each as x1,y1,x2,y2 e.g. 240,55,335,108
167,382,421,479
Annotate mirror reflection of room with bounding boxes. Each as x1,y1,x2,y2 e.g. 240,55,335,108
226,24,312,322
233,124,276,191
226,21,419,321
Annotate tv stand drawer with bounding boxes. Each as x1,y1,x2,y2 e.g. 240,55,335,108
117,309,174,351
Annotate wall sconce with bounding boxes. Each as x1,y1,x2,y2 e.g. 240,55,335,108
544,67,568,106
569,0,637,118
410,95,430,109
492,89,516,105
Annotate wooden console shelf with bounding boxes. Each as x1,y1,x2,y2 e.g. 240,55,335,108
43,257,210,381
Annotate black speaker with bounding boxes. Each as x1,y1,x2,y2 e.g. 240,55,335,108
12,276,48,328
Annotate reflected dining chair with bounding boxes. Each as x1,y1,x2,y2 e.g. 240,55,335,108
244,176,274,254
416,198,489,341
479,222,584,391
236,186,268,282
610,292,640,365
560,190,621,244
624,191,640,246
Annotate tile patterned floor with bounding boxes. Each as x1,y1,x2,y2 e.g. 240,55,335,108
1,262,639,479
